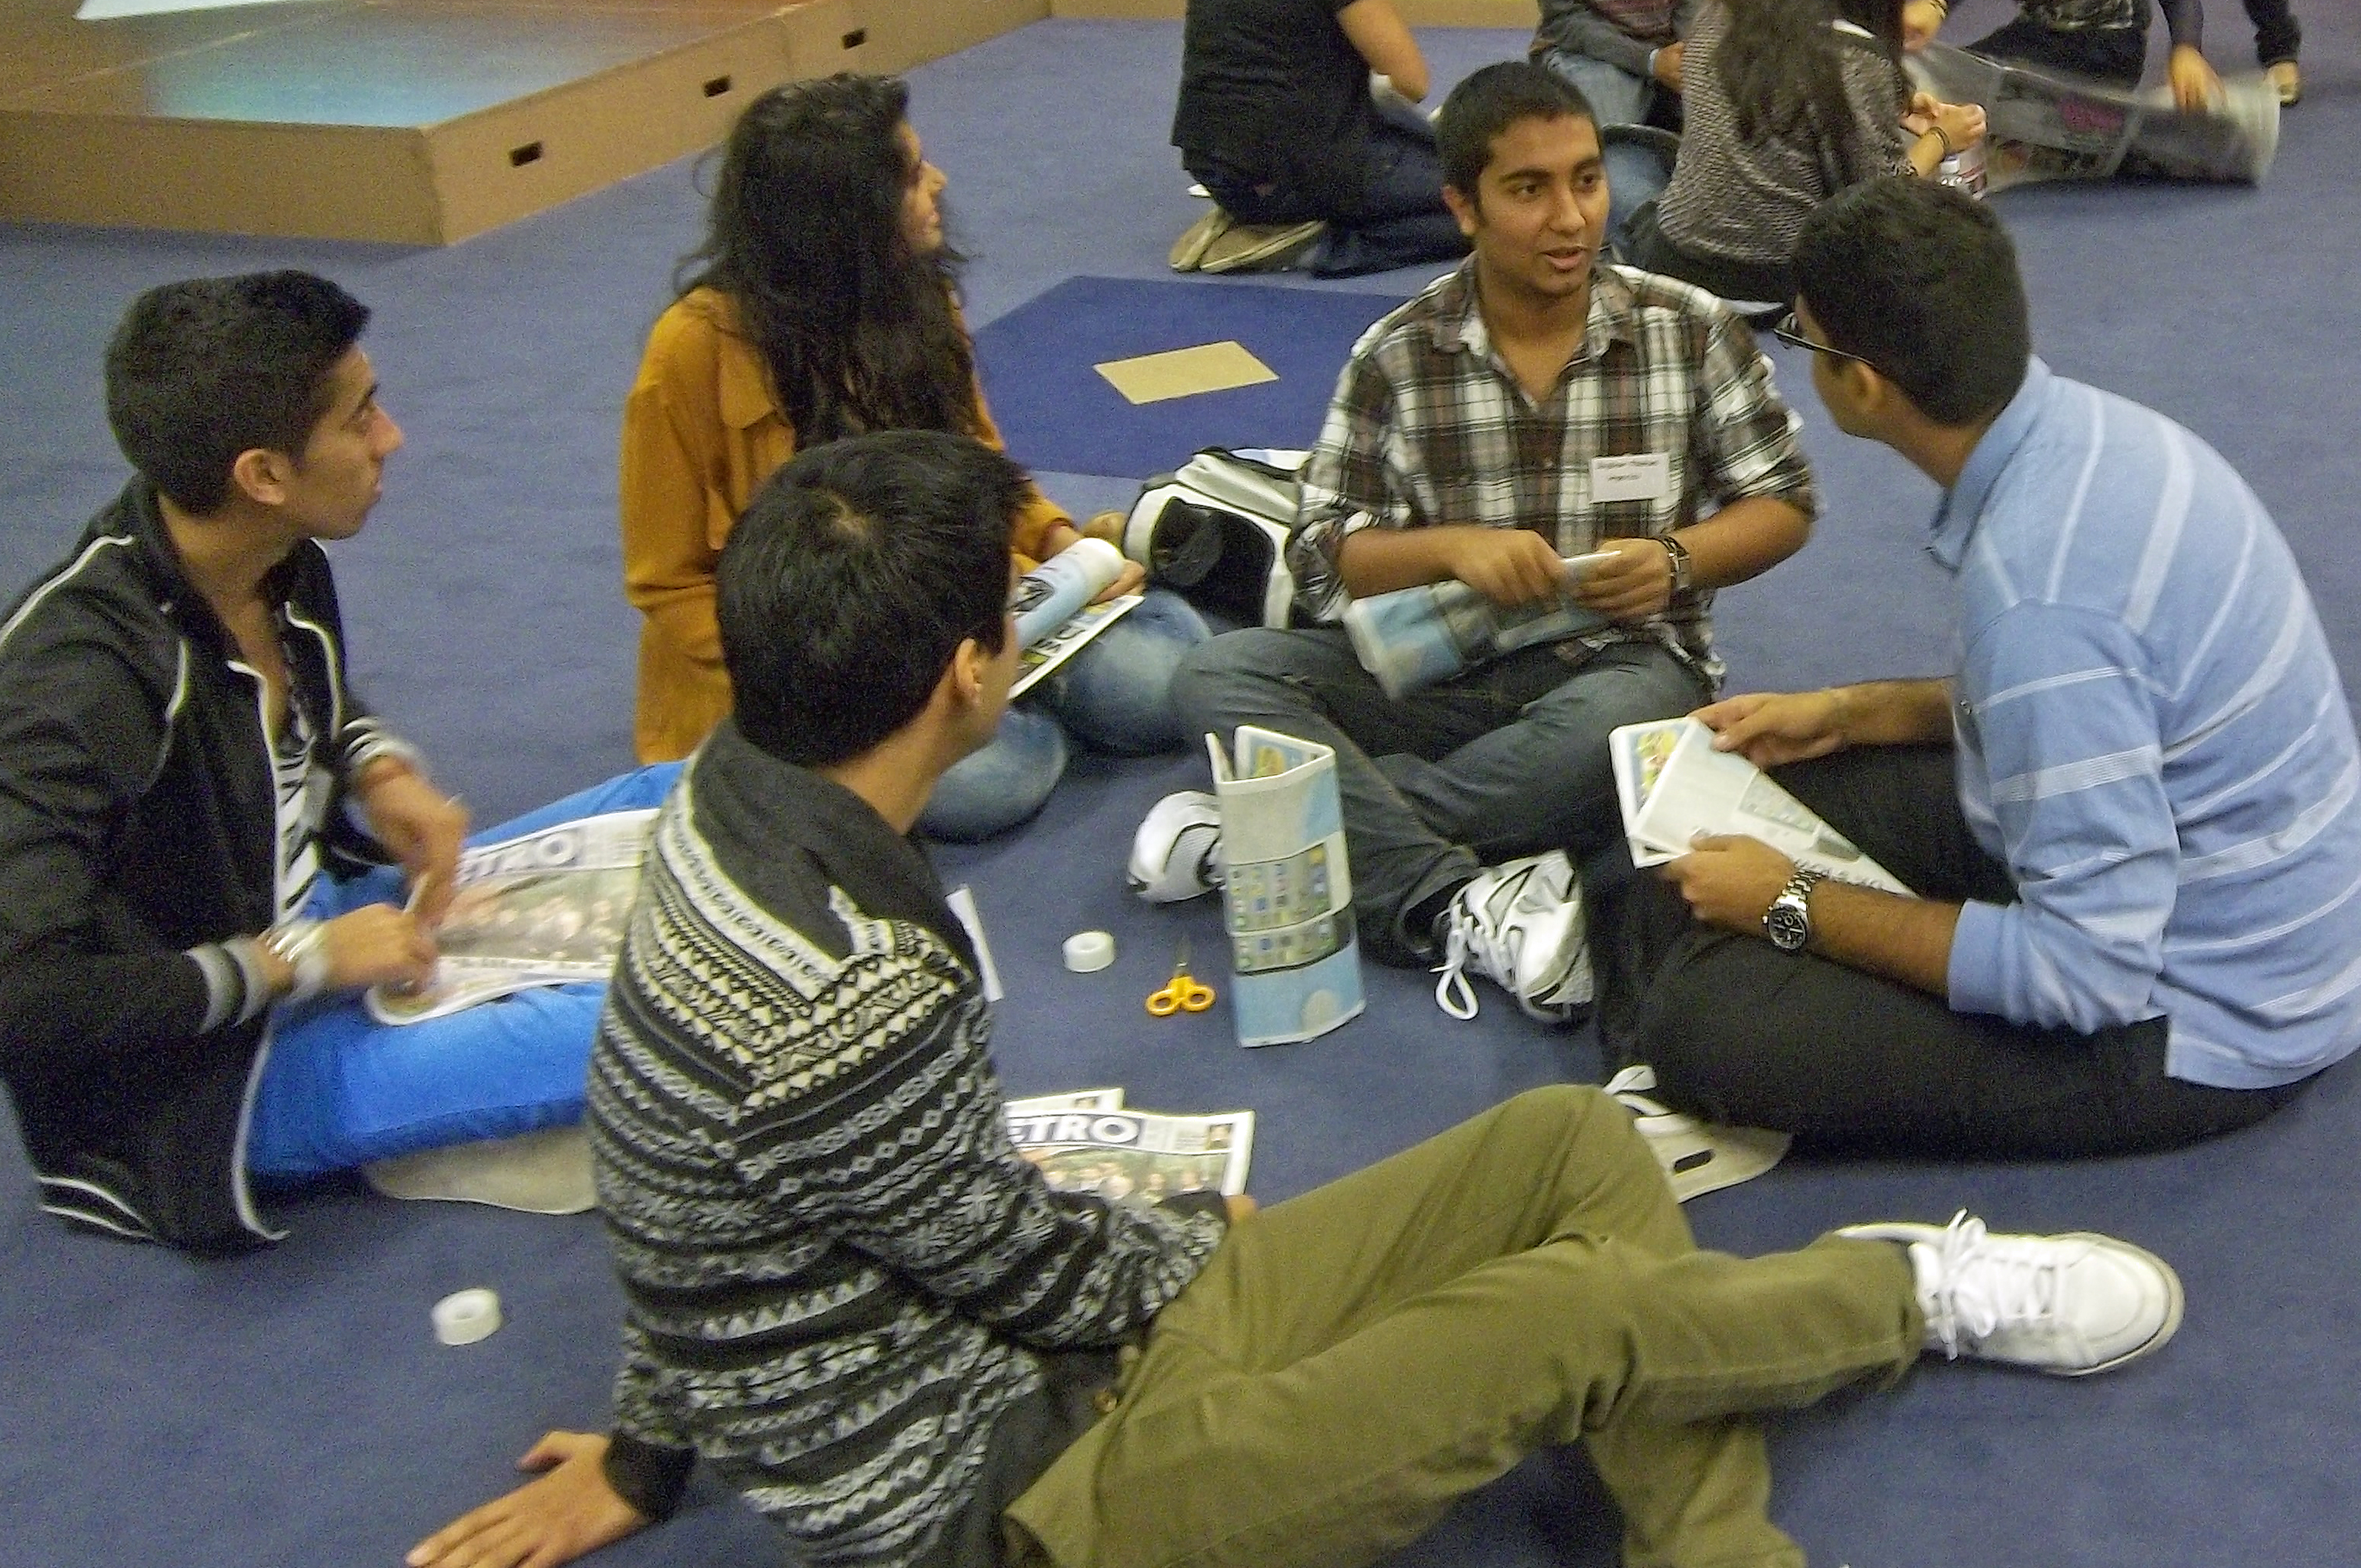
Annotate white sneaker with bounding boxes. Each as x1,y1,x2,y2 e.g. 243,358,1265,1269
1838,1211,2184,1376
1602,1065,1791,1202
1129,791,1224,902
1431,851,1592,1022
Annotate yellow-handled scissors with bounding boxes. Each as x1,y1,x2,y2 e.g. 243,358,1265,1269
1145,935,1216,1016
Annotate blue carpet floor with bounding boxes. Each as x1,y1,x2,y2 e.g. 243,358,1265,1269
2,3,2359,1566
973,276,1402,473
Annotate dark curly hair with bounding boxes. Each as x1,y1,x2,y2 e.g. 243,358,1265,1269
675,74,980,447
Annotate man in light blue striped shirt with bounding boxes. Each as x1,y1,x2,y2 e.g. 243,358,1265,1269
1595,177,2361,1155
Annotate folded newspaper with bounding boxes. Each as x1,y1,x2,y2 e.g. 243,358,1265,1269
1208,725,1366,1046
365,807,660,1024
1609,718,1914,894
1003,1088,1253,1202
1910,42,2278,189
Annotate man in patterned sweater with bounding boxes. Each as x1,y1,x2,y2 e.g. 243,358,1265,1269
413,428,2188,1568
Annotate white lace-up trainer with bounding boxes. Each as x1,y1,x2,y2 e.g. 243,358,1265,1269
1430,851,1592,1022
1839,1210,2184,1376
1129,791,1225,903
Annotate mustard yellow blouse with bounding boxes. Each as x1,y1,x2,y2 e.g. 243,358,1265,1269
620,288,1069,762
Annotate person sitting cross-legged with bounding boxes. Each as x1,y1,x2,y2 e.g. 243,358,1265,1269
0,272,677,1252
410,427,2188,1568
1152,61,1815,1021
1591,177,2361,1157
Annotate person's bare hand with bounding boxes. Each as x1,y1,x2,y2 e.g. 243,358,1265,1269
1571,537,1675,623
1447,529,1571,608
1657,834,1796,937
407,1432,648,1568
1223,1193,1258,1225
1692,690,1848,768
2168,45,2223,113
1650,41,1684,92
356,762,469,927
1932,99,1988,149
1092,559,1148,604
321,903,437,993
1901,0,1946,52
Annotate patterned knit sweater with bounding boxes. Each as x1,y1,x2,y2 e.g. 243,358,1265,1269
587,721,1226,1566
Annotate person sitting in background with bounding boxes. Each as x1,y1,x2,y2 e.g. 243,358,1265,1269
411,426,2188,1568
1530,0,1694,132
0,272,676,1252
1169,0,1469,276
1938,0,2223,109
623,73,1208,840
1624,0,1986,305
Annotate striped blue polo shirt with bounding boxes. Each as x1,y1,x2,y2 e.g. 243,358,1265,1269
1937,358,2361,1089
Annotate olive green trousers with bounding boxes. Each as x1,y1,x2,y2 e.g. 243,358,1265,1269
1007,1085,1921,1568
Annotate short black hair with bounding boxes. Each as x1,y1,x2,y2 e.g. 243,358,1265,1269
103,271,371,513
1436,62,1595,199
717,430,1022,767
1793,178,2031,426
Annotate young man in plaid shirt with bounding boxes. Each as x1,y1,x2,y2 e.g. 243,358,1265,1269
1149,62,1816,1021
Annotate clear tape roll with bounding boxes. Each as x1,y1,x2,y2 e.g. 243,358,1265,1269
433,1287,503,1346
1063,931,1115,973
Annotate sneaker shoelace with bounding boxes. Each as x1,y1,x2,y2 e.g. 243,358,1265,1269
1433,913,1483,1020
1924,1209,2065,1360
1430,868,1531,1021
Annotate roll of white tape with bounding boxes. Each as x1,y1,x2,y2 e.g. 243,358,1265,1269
433,1287,503,1346
1062,930,1115,973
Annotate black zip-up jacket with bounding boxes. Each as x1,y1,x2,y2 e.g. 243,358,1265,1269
0,479,409,1252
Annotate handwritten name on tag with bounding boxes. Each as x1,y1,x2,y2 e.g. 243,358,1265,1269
1590,453,1673,504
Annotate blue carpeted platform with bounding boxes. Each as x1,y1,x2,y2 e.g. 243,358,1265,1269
974,274,1410,476
2,4,2359,1567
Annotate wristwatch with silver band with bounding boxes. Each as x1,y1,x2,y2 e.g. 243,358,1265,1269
1658,532,1694,597
1763,868,1825,953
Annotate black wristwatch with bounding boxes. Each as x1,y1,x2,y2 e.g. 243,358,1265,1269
1763,868,1825,953
1658,533,1694,597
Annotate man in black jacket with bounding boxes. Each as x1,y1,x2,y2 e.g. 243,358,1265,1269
0,272,669,1252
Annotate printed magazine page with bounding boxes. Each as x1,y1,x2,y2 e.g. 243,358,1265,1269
1011,593,1142,699
366,807,660,1024
1005,1102,1255,1202
1610,719,1915,894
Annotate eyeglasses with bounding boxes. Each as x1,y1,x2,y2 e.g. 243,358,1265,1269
1771,311,1877,372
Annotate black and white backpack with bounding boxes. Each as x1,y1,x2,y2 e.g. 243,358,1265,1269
1120,447,1305,628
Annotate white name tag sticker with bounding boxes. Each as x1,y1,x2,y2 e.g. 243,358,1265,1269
1590,453,1673,504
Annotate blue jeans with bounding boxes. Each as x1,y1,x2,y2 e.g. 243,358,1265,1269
1537,50,1678,259
1171,627,1708,964
1537,46,1660,129
921,589,1211,841
245,761,685,1178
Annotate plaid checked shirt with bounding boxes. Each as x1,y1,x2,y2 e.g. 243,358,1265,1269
1289,261,1818,684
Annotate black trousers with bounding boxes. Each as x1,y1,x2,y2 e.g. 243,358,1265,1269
2242,0,2301,65
1587,744,2308,1159
1968,17,2147,88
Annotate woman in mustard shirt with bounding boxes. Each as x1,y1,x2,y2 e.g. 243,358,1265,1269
620,74,1209,839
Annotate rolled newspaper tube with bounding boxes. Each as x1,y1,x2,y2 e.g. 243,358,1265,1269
1011,537,1126,648
1342,554,1612,700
